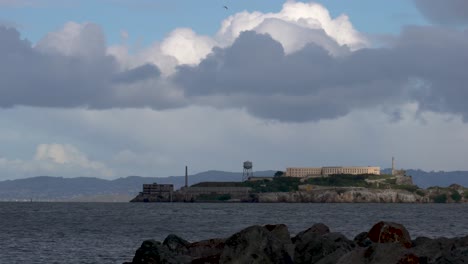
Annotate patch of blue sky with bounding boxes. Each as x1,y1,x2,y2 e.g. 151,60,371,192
0,0,427,46
313,0,427,34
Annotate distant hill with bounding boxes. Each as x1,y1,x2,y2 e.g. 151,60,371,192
0,170,275,202
381,169,468,188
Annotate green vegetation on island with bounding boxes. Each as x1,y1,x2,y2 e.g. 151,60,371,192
191,173,420,193
243,173,418,192
191,178,302,193
244,177,301,193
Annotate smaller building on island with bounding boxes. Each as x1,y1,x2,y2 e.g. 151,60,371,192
131,183,174,202
143,183,174,194
131,181,252,203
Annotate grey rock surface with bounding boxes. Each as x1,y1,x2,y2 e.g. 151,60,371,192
126,222,468,264
219,225,294,264
257,189,431,203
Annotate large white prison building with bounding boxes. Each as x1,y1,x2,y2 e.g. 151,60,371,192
285,166,380,178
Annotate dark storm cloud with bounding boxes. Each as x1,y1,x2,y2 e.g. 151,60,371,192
175,28,468,121
414,0,468,24
0,26,114,108
0,26,164,109
0,19,19,29
113,64,161,84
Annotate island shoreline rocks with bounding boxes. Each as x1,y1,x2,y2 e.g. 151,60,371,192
254,188,430,203
131,186,468,203
124,221,468,264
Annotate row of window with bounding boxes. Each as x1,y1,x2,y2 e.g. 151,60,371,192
286,167,380,176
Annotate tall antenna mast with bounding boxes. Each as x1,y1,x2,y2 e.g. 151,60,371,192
185,166,188,188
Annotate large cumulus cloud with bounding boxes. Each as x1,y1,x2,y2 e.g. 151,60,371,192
1,1,468,123
176,27,468,121
216,1,367,51
0,25,114,108
108,0,366,77
0,24,183,109
0,0,362,114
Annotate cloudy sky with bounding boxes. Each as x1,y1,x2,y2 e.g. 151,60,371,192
1,0,468,180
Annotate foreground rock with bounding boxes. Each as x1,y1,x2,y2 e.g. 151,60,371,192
220,224,294,263
293,223,354,264
124,221,468,264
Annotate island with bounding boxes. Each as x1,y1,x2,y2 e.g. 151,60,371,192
130,170,468,203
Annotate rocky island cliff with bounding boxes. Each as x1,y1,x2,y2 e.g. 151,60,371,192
123,221,468,264
254,187,430,203
131,173,468,203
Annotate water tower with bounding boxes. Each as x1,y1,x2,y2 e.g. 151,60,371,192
243,161,253,181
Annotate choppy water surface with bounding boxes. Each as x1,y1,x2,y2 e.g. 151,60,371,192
0,202,467,263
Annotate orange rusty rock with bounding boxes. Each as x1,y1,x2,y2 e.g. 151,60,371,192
397,253,420,264
367,221,412,248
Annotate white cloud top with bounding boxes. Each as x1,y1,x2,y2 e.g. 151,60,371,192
217,1,367,51
36,22,107,58
107,0,366,75
0,144,113,178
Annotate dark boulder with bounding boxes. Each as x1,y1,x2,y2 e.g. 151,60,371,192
125,222,468,264
294,225,354,264
367,221,412,248
131,240,162,264
188,238,225,263
292,223,330,244
130,239,191,264
354,232,372,247
191,254,222,264
163,234,190,255
412,236,468,263
219,225,294,264
264,224,292,243
337,243,415,264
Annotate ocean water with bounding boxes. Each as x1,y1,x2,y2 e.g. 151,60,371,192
0,202,467,264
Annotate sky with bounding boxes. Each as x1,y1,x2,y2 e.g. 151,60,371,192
1,0,468,180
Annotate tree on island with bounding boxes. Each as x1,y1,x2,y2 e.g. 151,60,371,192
274,171,284,177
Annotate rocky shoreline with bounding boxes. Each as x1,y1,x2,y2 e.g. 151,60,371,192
132,186,467,203
124,221,468,264
254,188,432,203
